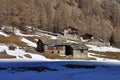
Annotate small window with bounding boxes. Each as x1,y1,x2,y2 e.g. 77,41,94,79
80,49,84,53
52,51,54,54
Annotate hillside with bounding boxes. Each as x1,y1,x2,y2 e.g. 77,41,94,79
0,0,120,47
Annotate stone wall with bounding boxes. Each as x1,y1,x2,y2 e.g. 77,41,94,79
44,45,65,55
73,50,88,58
64,30,78,40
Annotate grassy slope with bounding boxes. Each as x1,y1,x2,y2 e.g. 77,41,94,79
89,50,120,60
0,52,16,59
0,35,27,47
0,34,120,60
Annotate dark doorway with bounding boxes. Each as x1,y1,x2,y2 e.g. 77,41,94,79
65,45,73,55
37,39,44,52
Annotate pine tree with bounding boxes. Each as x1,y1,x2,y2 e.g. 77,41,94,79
109,33,115,46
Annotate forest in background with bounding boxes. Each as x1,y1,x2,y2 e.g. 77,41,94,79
0,0,120,47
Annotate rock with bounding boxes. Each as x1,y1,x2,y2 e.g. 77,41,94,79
9,45,17,50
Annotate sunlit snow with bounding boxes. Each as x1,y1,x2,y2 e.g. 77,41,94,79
21,38,37,47
0,31,9,37
86,44,120,52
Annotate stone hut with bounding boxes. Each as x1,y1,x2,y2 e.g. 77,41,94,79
37,39,88,58
62,26,78,40
67,42,88,58
37,39,66,54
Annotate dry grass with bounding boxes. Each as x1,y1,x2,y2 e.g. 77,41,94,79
0,35,27,47
24,36,40,42
40,35,51,40
40,53,66,59
41,53,96,60
71,57,96,60
89,50,120,60
0,52,16,59
0,34,53,48
32,50,95,60
20,47,67,59
24,35,51,43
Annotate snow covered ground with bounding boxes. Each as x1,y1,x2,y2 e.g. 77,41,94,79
0,29,58,61
0,31,9,37
1,43,120,62
88,52,120,62
21,38,37,47
87,44,120,52
15,29,37,37
0,44,49,61
87,44,120,62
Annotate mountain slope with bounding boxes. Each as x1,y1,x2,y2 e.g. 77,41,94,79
0,0,120,47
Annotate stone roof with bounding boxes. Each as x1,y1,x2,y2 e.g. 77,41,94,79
41,39,66,46
67,42,88,50
40,39,88,50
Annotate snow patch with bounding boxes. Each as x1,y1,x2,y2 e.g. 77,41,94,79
0,45,8,52
51,36,57,39
67,40,78,43
88,52,120,62
0,31,9,37
86,44,120,52
0,44,49,61
15,29,38,37
21,38,37,47
6,48,48,61
80,37,89,42
26,26,32,29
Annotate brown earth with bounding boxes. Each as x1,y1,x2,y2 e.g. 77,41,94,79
0,35,27,47
0,52,16,59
